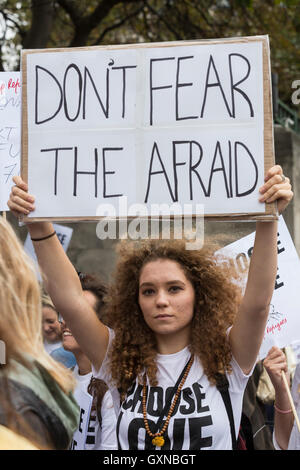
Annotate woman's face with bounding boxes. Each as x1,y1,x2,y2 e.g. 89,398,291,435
138,259,195,342
42,307,62,343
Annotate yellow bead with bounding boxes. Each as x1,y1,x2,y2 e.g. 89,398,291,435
152,436,165,447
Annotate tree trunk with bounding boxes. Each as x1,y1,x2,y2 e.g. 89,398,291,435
23,0,55,49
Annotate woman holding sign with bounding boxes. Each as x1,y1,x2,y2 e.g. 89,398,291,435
8,165,293,450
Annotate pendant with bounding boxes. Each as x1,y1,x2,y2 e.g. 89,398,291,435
152,436,165,447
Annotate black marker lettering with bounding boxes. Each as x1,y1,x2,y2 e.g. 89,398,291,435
207,141,230,197
228,140,233,198
201,55,232,118
173,141,187,201
149,57,175,125
40,147,72,195
112,65,137,118
275,268,284,290
63,64,82,122
74,146,98,197
176,56,198,121
102,147,124,198
229,53,254,117
144,142,176,203
234,141,258,197
35,66,63,124
83,66,109,119
277,234,285,254
189,141,207,199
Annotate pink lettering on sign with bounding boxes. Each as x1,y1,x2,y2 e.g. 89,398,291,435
266,317,287,335
8,78,21,94
0,83,5,95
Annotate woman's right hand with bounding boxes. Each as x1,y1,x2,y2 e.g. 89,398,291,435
263,346,289,391
7,175,35,218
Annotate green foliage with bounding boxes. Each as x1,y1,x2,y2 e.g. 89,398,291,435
0,0,299,109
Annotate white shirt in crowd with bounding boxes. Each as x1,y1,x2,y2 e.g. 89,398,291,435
92,327,253,450
44,339,62,355
73,365,117,450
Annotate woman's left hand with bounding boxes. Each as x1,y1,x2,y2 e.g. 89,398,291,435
259,165,293,214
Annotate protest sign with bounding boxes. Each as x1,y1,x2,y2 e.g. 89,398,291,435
218,217,300,359
70,387,93,450
0,72,21,211
24,223,73,280
21,36,275,221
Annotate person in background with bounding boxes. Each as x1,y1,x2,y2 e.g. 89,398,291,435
42,292,77,368
42,293,62,354
0,217,79,450
63,272,117,450
263,346,299,450
240,361,274,449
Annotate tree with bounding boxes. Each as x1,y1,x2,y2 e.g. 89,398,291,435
0,0,299,106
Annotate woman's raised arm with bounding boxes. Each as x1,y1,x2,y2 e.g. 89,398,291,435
8,176,109,371
229,165,293,374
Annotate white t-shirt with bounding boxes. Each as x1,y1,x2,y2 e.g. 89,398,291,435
44,339,61,355
73,365,117,450
92,327,252,450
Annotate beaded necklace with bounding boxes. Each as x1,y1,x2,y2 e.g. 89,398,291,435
142,354,194,447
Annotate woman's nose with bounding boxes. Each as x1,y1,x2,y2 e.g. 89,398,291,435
156,290,169,307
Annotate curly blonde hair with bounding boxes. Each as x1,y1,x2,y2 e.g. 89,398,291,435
106,238,242,398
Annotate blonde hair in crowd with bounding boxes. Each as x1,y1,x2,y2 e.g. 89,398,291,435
0,217,75,394
41,292,56,311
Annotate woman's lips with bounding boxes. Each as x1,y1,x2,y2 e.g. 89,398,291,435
154,314,174,319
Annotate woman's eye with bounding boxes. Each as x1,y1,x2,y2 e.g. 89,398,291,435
169,285,182,293
142,288,155,296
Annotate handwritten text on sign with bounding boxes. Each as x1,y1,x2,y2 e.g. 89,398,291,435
217,217,300,359
25,40,265,218
0,72,21,211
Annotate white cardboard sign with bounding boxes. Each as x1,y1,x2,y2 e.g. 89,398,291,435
0,72,21,211
218,217,300,359
22,38,271,219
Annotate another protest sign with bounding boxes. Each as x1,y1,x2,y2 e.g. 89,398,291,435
24,223,73,280
0,72,21,211
21,36,275,221
218,216,300,359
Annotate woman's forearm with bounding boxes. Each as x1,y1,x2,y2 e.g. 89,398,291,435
273,387,294,450
244,220,278,313
26,221,83,311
